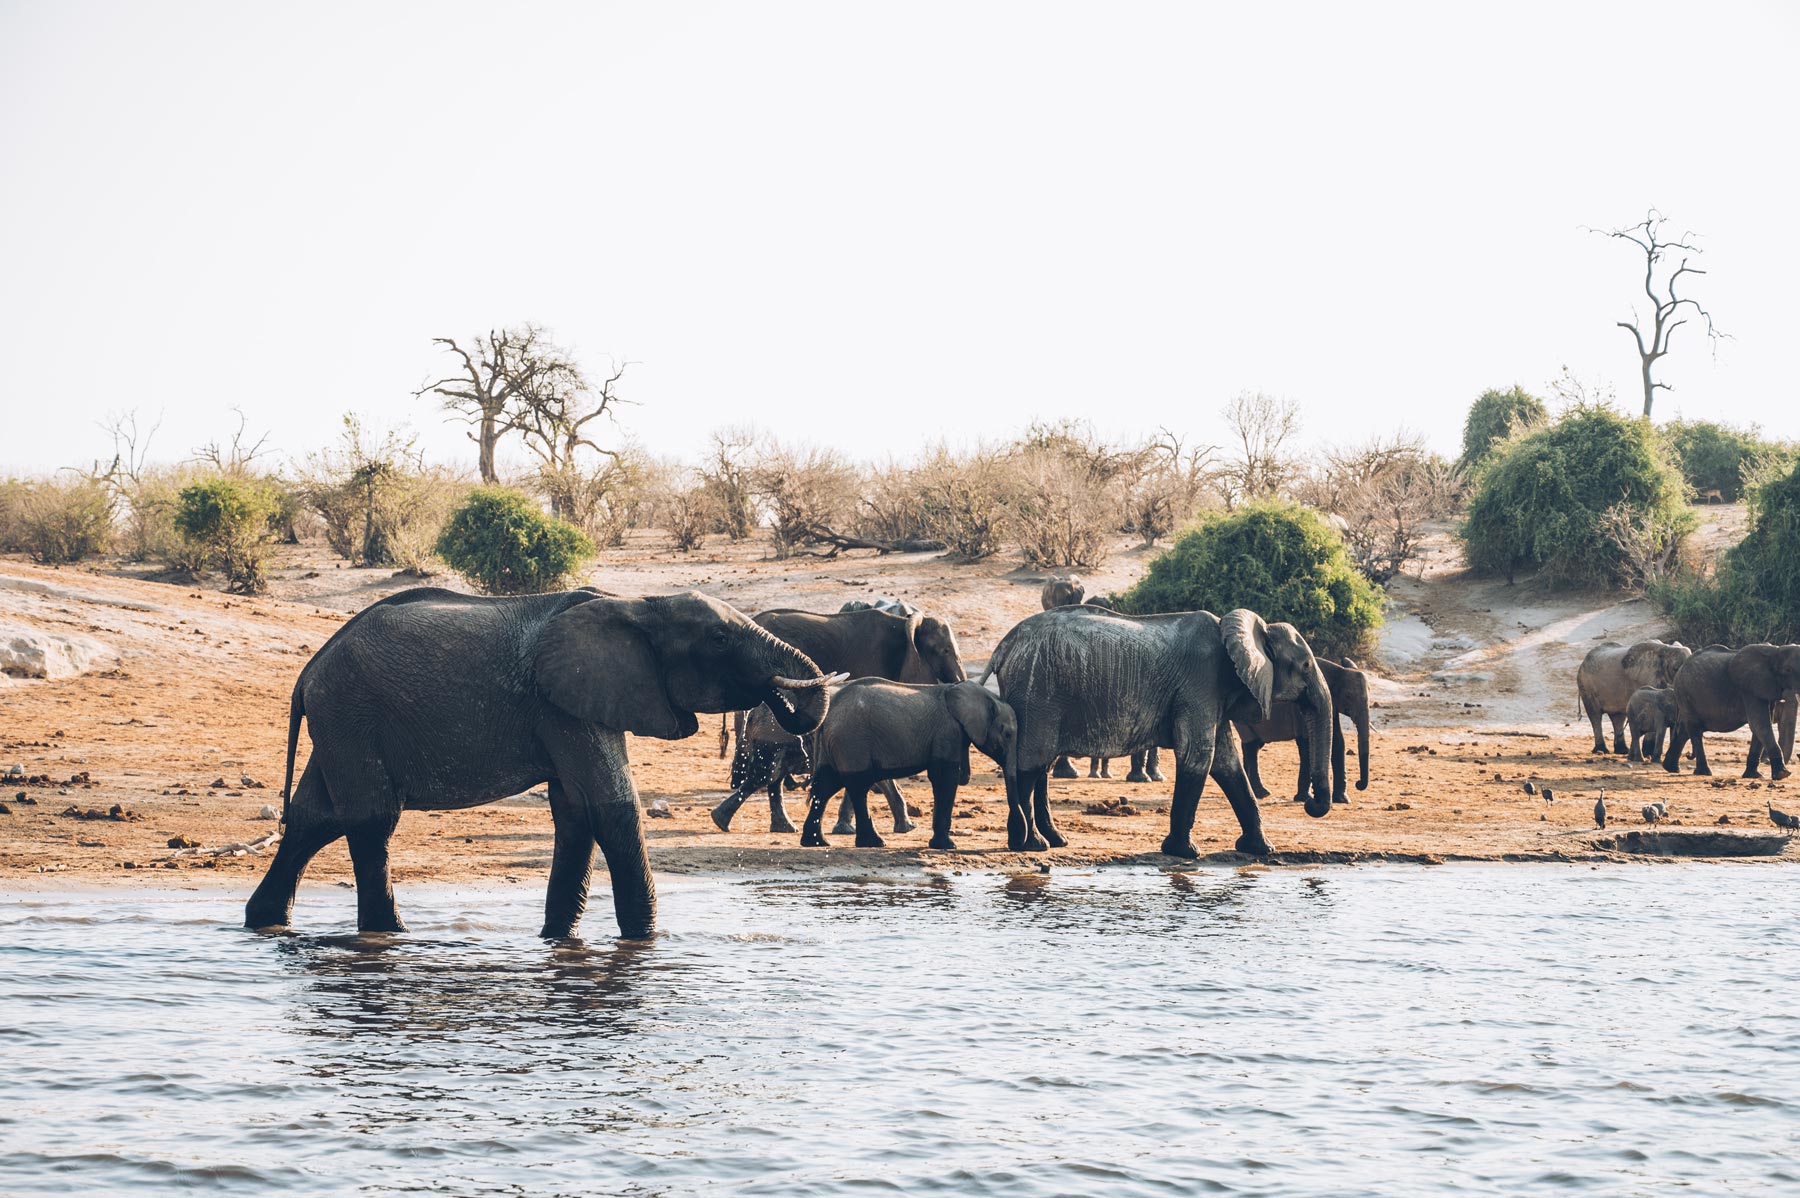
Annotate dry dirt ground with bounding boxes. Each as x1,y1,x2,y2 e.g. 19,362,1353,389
2,508,1791,903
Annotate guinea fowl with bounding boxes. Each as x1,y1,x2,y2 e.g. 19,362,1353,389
1641,801,1667,825
1769,802,1800,831
1593,791,1607,829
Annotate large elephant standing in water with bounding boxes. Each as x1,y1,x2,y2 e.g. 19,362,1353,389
983,606,1334,857
245,588,831,939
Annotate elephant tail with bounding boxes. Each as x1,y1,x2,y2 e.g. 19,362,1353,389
280,680,304,822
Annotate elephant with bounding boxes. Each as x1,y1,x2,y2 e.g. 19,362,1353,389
1237,657,1371,804
1576,639,1691,754
1626,686,1677,764
983,606,1334,856
1663,643,1800,780
244,588,831,939
1040,575,1086,610
710,695,913,835
717,605,966,755
800,679,1018,850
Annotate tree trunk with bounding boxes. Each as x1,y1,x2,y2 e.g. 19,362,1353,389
1640,358,1656,418
477,416,499,484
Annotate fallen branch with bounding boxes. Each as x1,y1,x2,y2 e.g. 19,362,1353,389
798,525,945,554
160,830,283,861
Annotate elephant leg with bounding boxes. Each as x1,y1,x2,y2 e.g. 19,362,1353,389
1691,731,1712,777
926,765,958,850
1211,733,1271,857
802,765,842,847
1609,713,1628,756
1627,728,1643,763
1661,724,1687,773
542,779,596,939
1052,754,1078,779
1745,737,1764,780
244,761,343,929
1584,696,1608,754
1126,750,1149,784
1162,762,1208,859
1007,769,1048,852
880,779,914,834
767,771,797,835
1031,772,1066,849
1242,741,1271,801
710,781,754,832
831,790,858,836
848,784,885,848
344,816,404,933
1746,699,1791,782
1147,746,1164,783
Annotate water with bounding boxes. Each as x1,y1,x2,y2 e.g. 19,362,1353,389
2,866,1797,1197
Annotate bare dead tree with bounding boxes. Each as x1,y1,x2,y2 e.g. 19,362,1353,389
699,425,760,540
1219,391,1302,507
415,326,582,483
89,409,162,493
515,358,629,476
193,407,273,477
1591,209,1726,418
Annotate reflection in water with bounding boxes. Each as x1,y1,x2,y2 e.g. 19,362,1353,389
4,867,1800,1198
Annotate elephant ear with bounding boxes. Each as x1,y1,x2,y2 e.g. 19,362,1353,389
1221,609,1274,722
1728,646,1781,702
535,598,693,739
946,682,994,747
1341,656,1359,671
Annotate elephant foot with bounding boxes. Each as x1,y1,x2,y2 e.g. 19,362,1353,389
1289,793,1307,804
891,816,916,834
1042,829,1068,849
1662,760,1680,774
1251,785,1271,800
1743,766,1763,780
1773,765,1792,782
1694,765,1712,777
1052,762,1079,779
928,835,957,850
1234,834,1273,856
800,828,829,848
831,817,857,836
1013,834,1049,852
854,832,886,849
1333,794,1349,805
710,801,739,832
1160,835,1200,860
768,813,797,834
358,915,407,935
243,896,293,931
1126,769,1149,784
1591,745,1609,755
1149,768,1165,782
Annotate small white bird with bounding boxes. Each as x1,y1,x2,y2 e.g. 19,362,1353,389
1593,792,1607,829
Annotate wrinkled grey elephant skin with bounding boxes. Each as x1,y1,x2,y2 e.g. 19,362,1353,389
801,679,1018,850
1664,643,1800,780
244,588,828,939
984,606,1335,858
713,696,914,835
1626,686,1677,764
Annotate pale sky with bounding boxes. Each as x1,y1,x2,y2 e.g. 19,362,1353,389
2,1,1796,477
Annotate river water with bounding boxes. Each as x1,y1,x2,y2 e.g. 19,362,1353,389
2,865,1796,1196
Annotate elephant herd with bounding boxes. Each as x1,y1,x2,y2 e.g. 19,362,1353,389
1576,638,1799,779
247,582,1368,939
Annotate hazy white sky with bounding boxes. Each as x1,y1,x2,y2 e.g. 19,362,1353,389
2,1,1796,477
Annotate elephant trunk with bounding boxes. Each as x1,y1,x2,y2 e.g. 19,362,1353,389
749,627,831,736
1301,665,1334,817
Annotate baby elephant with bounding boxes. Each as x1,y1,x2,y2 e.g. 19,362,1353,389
711,701,912,835
1626,686,1677,764
802,680,1018,850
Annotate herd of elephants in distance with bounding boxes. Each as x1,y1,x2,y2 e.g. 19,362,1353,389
242,575,1800,939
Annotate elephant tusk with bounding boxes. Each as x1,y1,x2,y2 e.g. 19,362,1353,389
771,672,849,690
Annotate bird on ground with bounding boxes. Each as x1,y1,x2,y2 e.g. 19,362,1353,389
1593,792,1607,829
1541,787,1555,803
1769,802,1800,831
1522,781,1537,796
1642,801,1667,825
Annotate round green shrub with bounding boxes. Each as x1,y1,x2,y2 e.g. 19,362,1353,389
1660,419,1792,503
1114,500,1385,659
435,486,594,594
1656,458,1800,645
1459,404,1694,588
174,477,279,593
1459,386,1548,470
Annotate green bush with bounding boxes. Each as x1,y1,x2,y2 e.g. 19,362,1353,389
1654,458,1800,645
10,479,114,564
435,486,594,594
173,476,280,594
1459,386,1548,470
1661,419,1793,503
1114,500,1385,659
1458,404,1694,587
297,417,468,571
